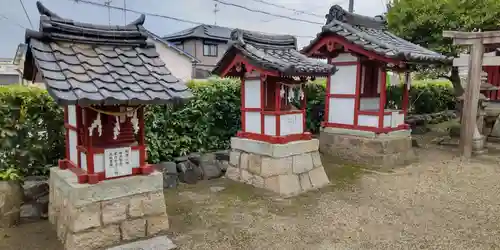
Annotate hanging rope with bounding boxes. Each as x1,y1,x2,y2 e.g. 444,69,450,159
87,105,142,116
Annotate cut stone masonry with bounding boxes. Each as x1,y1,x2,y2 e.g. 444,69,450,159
226,138,330,196
49,168,169,250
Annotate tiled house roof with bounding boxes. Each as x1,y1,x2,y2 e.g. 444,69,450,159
301,5,450,64
23,1,192,106
163,25,232,42
212,29,335,76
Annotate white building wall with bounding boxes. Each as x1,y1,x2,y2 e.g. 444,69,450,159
329,65,357,95
151,39,194,82
68,130,78,165
358,115,378,127
329,98,355,125
244,79,261,108
264,115,276,136
280,113,303,136
245,112,261,134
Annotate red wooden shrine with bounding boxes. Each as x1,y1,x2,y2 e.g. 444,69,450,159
62,105,150,184
213,29,335,144
23,2,192,184
301,5,449,134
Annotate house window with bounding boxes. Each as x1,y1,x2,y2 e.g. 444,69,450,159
172,41,183,50
203,41,218,57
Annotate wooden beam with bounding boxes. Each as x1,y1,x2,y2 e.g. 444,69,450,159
453,55,500,67
443,30,500,45
460,40,485,158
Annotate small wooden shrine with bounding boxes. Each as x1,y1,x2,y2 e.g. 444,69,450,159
302,5,450,167
23,2,192,185
213,29,334,196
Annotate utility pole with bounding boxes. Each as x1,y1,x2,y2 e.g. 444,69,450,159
104,0,112,25
123,0,126,24
213,3,220,25
348,0,354,13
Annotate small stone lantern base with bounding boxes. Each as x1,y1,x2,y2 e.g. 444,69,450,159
319,128,416,169
226,137,330,196
49,168,169,250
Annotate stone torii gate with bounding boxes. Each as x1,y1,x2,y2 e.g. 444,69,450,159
443,30,500,158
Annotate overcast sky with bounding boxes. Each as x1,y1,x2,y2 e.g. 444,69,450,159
0,0,387,58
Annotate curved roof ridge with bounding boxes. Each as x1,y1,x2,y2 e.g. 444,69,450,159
26,1,148,46
230,29,297,50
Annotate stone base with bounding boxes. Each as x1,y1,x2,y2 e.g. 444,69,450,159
226,137,330,197
319,128,416,169
49,168,170,250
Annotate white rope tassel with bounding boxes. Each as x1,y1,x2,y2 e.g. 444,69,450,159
299,85,305,100
279,84,285,98
88,113,102,137
287,85,294,102
113,116,121,140
131,109,139,135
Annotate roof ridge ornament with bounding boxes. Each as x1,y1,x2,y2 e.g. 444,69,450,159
36,1,62,19
325,5,347,25
324,4,387,30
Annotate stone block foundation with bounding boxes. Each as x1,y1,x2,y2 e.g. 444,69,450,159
226,137,330,196
319,128,416,169
49,168,169,250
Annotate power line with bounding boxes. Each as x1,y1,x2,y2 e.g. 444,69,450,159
71,0,316,38
249,0,323,18
213,0,323,25
0,13,28,30
73,0,204,25
260,0,348,23
19,0,34,28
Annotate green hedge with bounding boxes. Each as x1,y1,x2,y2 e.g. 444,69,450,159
0,78,455,177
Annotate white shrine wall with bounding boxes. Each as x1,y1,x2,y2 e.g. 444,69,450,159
67,105,78,166
358,115,378,127
280,113,303,136
328,53,358,125
244,79,261,134
264,115,276,136
359,98,380,111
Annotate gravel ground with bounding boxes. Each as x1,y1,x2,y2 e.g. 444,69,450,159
2,136,500,250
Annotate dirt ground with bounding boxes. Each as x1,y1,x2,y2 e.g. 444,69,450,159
2,133,500,250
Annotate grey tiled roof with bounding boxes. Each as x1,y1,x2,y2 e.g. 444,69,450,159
212,29,335,76
301,5,450,64
22,2,192,106
163,25,232,42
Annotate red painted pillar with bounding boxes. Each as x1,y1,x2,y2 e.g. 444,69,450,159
301,83,307,133
324,57,332,124
260,75,266,135
139,107,153,175
354,60,362,126
85,107,98,184
275,81,281,137
402,72,409,116
378,68,387,129
240,77,246,133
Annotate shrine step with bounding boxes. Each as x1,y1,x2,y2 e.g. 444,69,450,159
106,235,177,250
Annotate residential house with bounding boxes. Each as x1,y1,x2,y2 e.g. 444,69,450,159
0,58,21,85
146,31,200,82
163,25,232,78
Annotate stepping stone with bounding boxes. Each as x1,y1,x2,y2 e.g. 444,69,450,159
106,236,177,250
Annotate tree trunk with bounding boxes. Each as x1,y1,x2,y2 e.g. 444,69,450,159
450,67,463,97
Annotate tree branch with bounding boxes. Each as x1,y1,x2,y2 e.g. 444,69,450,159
438,74,452,81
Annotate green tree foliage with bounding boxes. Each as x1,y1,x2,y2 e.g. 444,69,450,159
387,0,500,95
387,0,500,56
0,80,454,177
